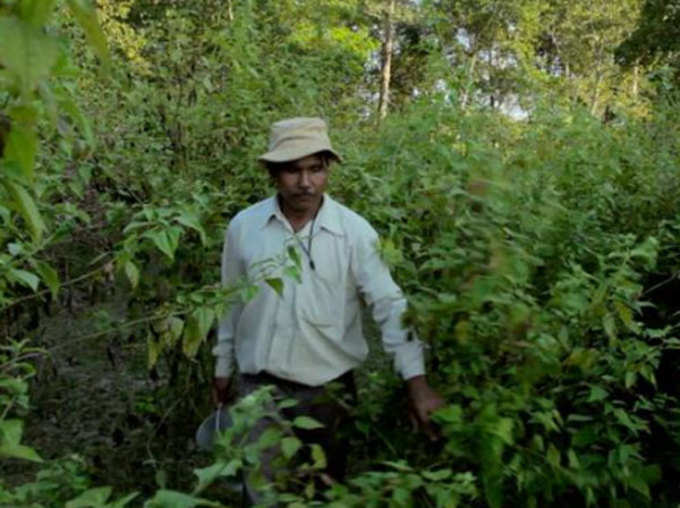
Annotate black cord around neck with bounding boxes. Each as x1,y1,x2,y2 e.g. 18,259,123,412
297,214,317,270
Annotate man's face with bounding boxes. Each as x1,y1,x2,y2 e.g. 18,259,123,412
273,154,329,215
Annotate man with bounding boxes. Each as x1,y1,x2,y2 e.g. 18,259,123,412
212,117,444,502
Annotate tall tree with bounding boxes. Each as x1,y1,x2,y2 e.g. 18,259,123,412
378,0,396,121
616,0,680,84
421,0,647,116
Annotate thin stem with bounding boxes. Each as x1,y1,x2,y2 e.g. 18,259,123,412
1,400,14,420
1,259,112,311
641,272,678,297
46,313,166,352
0,352,44,372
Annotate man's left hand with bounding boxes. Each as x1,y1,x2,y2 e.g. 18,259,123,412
406,375,446,441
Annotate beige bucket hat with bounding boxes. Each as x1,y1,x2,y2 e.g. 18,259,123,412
258,117,342,164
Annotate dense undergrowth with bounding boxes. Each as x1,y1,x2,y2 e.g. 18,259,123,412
2,0,680,506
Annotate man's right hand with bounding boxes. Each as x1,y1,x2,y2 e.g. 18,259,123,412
212,376,234,406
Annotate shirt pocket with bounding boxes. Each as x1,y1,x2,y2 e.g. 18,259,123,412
298,231,349,332
298,274,344,329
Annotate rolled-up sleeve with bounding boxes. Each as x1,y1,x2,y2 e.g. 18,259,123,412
352,223,425,380
212,222,245,378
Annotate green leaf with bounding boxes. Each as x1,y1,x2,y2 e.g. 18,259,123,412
281,436,302,459
283,265,302,284
162,317,184,348
309,443,326,469
7,241,26,255
628,475,650,499
305,481,315,500
239,284,259,302
0,377,29,397
0,17,60,97
8,268,40,291
20,0,59,26
383,460,414,472
546,444,560,468
38,80,58,127
175,212,207,246
155,469,167,488
0,419,43,462
392,487,410,505
65,0,110,69
277,398,298,409
182,308,215,358
143,227,181,261
567,449,580,469
0,442,44,462
646,327,669,339
265,277,284,296
193,459,241,492
4,124,37,183
422,469,452,482
614,408,640,435
109,492,139,508
563,348,598,372
65,486,112,508
144,489,220,508
287,245,301,268
377,237,404,266
613,301,634,330
433,404,462,424
1,419,25,444
602,314,617,343
630,237,658,268
143,230,172,260
147,336,162,369
292,416,324,430
0,203,11,224
2,180,45,242
166,226,182,255
640,365,656,386
125,261,140,289
587,385,609,403
33,260,59,299
489,417,513,445
258,428,283,449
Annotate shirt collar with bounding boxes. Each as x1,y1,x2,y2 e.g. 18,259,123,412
260,193,343,236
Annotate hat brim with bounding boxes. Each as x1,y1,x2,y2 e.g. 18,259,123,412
258,142,342,164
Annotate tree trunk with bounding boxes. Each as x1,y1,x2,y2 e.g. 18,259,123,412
226,0,234,22
377,0,396,123
590,72,603,116
488,48,495,109
461,51,477,109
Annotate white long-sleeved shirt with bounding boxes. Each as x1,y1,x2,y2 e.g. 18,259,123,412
212,193,425,386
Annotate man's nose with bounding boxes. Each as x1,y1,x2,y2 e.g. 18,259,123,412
298,170,312,188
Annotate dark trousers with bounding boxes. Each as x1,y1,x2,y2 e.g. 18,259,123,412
238,371,356,506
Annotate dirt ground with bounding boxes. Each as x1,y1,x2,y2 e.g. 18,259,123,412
1,288,234,503
1,286,407,505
